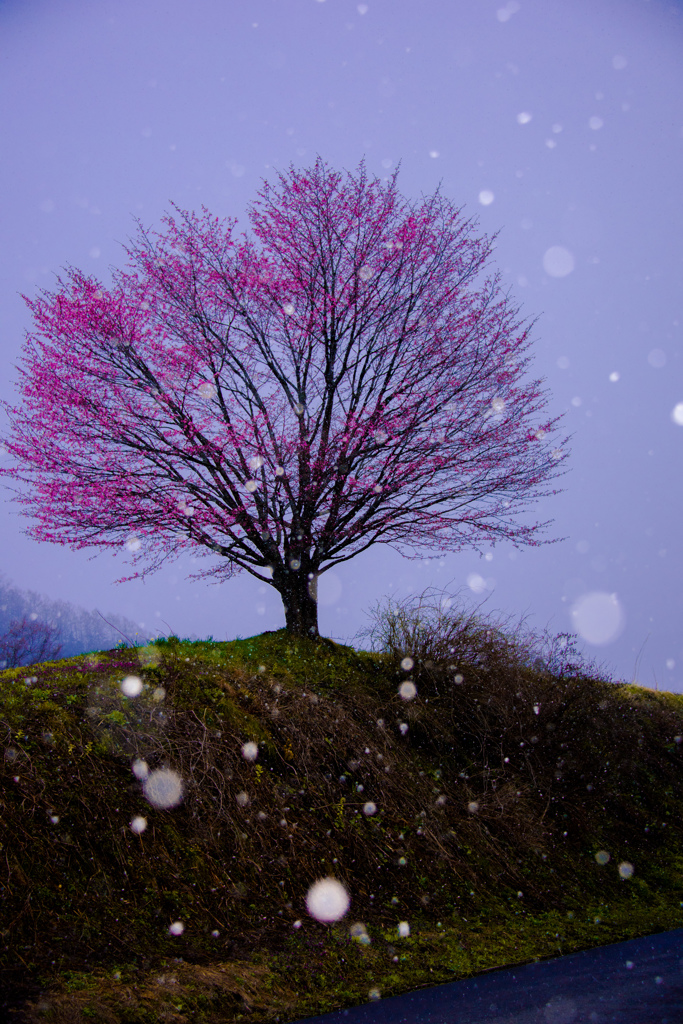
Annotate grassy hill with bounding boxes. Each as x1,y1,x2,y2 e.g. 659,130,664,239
2,619,683,1022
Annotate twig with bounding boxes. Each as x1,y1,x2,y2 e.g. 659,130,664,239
631,633,650,685
96,610,136,648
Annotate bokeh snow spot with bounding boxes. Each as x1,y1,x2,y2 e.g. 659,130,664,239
399,681,417,700
241,741,259,762
132,759,149,780
543,246,574,278
478,190,495,206
497,1,520,22
398,921,410,937
467,573,487,594
130,815,147,834
571,592,624,645
647,348,666,369
350,922,371,944
618,861,634,879
671,403,683,426
121,675,143,697
143,768,184,809
306,877,350,922
400,656,414,671
543,996,578,1023
363,801,377,816
595,850,610,865
169,921,184,936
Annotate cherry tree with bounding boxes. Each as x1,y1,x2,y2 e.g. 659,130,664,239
2,160,566,637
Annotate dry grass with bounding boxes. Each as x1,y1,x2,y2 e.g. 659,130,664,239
21,960,296,1023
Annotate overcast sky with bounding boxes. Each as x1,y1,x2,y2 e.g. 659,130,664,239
0,0,681,688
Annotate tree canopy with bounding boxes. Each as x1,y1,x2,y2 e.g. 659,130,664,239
2,159,566,635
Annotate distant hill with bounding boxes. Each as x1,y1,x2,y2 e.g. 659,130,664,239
0,574,149,659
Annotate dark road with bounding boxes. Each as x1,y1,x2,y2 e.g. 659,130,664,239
297,929,683,1024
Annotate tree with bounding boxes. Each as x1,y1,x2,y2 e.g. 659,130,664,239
0,616,62,668
2,160,566,637
0,572,146,659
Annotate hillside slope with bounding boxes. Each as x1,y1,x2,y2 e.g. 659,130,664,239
2,630,683,1022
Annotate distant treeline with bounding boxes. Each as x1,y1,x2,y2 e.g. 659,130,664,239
0,574,148,662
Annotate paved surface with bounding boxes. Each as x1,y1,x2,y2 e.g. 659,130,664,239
296,929,683,1024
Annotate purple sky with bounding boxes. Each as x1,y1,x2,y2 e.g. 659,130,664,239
1,0,682,688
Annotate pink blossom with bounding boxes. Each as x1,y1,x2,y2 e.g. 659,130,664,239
1,159,566,636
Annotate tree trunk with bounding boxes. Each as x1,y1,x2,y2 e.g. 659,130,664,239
272,568,320,637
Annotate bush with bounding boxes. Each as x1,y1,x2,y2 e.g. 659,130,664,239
357,587,605,681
